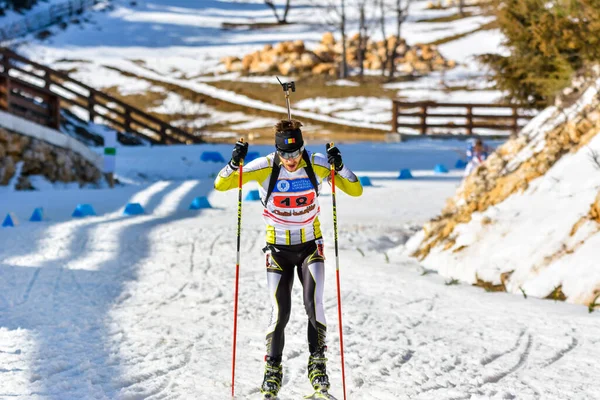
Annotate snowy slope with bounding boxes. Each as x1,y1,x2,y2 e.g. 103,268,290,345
405,77,600,305
1,142,600,399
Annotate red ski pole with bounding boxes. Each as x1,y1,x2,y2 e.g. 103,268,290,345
329,143,347,400
232,140,244,398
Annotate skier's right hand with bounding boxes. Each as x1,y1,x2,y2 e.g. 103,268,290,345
229,139,248,169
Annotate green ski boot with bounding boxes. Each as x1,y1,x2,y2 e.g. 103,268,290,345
307,348,330,392
261,356,283,399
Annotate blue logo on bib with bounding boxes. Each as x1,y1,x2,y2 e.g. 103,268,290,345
276,180,291,192
274,178,314,192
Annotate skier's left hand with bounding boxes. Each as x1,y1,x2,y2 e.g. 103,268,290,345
326,143,344,171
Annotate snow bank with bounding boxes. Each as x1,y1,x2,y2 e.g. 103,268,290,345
405,76,600,306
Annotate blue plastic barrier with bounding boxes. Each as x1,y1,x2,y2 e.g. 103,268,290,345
455,159,468,169
123,203,145,216
72,204,96,217
245,189,261,201
434,164,449,173
30,207,44,222
359,176,373,186
190,196,212,210
2,213,18,227
398,169,413,180
200,151,226,163
245,152,260,163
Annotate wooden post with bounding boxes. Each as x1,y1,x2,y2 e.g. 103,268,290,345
50,94,60,130
391,100,398,133
88,92,95,123
420,103,427,135
512,106,518,136
124,109,132,133
160,126,167,144
5,77,10,112
466,105,473,135
1,50,9,74
0,75,6,110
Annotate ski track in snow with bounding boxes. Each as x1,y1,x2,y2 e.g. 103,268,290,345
0,177,599,400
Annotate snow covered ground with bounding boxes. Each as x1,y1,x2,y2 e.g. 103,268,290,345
1,140,600,399
1,2,596,398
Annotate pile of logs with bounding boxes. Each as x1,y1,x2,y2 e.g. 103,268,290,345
221,32,456,77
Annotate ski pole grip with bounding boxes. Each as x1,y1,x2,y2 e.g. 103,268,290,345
328,142,335,169
238,137,245,165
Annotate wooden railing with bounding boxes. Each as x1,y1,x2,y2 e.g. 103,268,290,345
0,48,202,145
0,73,61,129
391,100,535,137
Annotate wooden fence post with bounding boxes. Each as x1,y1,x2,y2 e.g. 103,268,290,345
44,71,51,90
512,106,518,136
1,50,9,75
5,76,10,111
0,76,6,111
466,105,473,135
50,94,60,130
124,109,132,133
88,92,95,123
160,126,167,144
391,100,398,133
420,103,427,135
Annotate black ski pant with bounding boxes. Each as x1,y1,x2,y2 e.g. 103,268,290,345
265,240,327,362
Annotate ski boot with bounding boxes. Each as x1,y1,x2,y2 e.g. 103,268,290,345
307,347,330,393
261,356,283,399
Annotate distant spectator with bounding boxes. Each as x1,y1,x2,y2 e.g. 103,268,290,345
465,138,490,176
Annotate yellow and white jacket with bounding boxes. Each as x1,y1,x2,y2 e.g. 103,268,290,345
214,151,363,245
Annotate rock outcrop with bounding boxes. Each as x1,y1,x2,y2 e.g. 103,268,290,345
0,127,101,190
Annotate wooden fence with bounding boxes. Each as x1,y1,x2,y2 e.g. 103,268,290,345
391,100,535,137
0,48,202,144
0,72,61,129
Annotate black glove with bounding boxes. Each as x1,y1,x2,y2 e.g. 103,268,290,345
326,143,344,171
230,140,248,169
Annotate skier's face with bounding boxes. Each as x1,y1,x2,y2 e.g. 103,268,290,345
281,153,302,172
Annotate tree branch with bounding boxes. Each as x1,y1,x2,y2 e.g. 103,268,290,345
264,0,282,23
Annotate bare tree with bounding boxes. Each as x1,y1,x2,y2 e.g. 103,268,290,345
355,0,379,79
264,0,292,24
357,3,367,78
379,0,412,80
458,0,465,17
589,148,600,171
388,0,412,80
340,0,349,78
309,0,350,78
378,0,389,78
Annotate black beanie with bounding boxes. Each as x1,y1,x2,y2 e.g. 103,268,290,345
275,128,304,152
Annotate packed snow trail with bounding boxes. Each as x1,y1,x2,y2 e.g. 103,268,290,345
1,170,599,399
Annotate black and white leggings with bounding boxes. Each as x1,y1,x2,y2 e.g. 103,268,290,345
265,240,327,361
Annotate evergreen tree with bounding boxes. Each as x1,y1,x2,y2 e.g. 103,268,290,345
481,0,600,108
